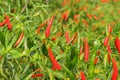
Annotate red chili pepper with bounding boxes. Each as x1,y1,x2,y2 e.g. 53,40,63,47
97,50,100,55
103,36,109,46
32,74,43,78
36,19,48,34
45,16,54,38
68,32,78,44
108,24,112,33
84,38,89,62
107,44,112,54
64,30,69,43
80,71,86,80
14,32,24,47
48,47,61,70
112,58,118,80
4,14,12,30
62,10,69,21
114,36,120,55
0,20,6,27
51,37,56,42
94,57,99,65
101,0,110,3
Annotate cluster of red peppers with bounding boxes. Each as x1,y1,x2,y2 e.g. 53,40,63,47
0,14,12,30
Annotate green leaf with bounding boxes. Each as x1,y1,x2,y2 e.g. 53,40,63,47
0,31,5,47
62,65,76,80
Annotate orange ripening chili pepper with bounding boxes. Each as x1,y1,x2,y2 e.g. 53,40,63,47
4,14,12,30
80,71,86,80
48,47,61,70
45,16,54,38
0,20,6,27
113,0,118,2
14,32,24,48
112,58,118,80
68,32,78,44
84,38,89,62
82,20,88,27
74,14,80,24
86,14,92,20
75,0,80,2
79,46,83,56
93,15,99,20
114,36,120,55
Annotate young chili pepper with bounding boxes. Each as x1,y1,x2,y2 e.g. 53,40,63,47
14,32,24,48
84,38,89,62
45,16,54,38
114,36,120,55
80,71,86,80
112,58,118,80
48,47,61,70
0,20,6,27
4,14,12,30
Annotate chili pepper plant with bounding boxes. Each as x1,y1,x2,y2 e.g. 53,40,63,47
0,0,120,80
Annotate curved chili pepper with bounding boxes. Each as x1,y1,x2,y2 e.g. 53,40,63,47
45,16,54,38
80,71,86,80
0,20,6,27
112,58,118,80
84,38,89,62
14,32,24,48
114,36,120,55
4,14,12,30
48,47,61,70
